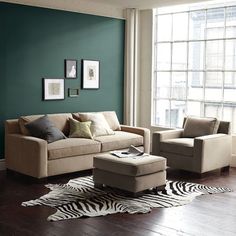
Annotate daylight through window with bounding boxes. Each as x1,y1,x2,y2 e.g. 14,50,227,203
153,1,236,133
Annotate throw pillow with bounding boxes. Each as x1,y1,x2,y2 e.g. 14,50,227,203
183,116,219,138
69,118,93,139
25,115,66,143
79,112,115,137
102,111,121,131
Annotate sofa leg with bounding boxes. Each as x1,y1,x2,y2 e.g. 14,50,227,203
221,166,230,172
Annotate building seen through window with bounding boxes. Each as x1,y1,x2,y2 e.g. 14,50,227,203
153,1,236,132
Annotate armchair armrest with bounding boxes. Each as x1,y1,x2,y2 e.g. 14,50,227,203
5,134,48,178
120,125,150,153
194,134,232,173
152,129,184,155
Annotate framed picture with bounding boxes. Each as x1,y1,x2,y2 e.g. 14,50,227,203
43,78,65,100
65,59,77,79
82,60,100,89
68,88,79,97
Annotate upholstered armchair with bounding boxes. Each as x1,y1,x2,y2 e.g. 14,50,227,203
152,117,232,174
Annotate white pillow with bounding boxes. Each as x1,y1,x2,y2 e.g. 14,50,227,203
79,113,115,137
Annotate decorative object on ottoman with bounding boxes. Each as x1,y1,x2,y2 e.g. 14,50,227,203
93,154,166,193
22,176,232,221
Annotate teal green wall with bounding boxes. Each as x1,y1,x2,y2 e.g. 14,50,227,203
0,3,125,159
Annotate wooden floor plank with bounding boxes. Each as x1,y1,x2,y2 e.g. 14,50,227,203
0,168,236,236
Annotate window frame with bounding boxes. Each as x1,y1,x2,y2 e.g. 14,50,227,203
153,3,236,132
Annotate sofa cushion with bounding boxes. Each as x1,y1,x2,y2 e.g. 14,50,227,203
102,111,121,131
25,115,66,143
94,154,166,176
48,138,101,160
183,117,219,138
69,118,93,139
94,131,143,152
160,138,194,156
19,113,72,136
79,112,115,137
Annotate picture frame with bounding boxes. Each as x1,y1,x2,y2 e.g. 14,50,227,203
82,60,100,89
65,59,77,79
43,78,65,100
68,88,79,97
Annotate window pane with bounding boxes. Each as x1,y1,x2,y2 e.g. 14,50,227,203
225,40,236,70
206,71,223,87
206,40,224,70
173,13,188,41
153,99,170,126
187,101,202,116
226,7,236,38
172,42,187,70
224,88,236,102
206,8,225,39
170,101,186,127
155,72,170,98
225,72,236,86
205,104,222,119
188,42,204,70
172,72,186,99
205,72,223,101
157,43,171,70
157,14,172,41
189,10,206,40
188,72,204,100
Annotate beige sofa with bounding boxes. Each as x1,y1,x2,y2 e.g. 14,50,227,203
5,112,150,179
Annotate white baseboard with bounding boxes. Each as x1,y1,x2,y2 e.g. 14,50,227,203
0,159,6,171
231,154,236,167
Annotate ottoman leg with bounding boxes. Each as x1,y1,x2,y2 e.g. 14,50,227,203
154,184,166,192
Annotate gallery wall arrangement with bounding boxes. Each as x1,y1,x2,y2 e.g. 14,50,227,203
0,2,125,159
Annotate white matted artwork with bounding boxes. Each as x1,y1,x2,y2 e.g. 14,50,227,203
43,78,65,100
65,59,77,79
82,60,100,89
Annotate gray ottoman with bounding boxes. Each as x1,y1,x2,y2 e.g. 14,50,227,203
93,154,166,193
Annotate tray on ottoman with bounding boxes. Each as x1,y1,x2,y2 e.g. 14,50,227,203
93,154,166,194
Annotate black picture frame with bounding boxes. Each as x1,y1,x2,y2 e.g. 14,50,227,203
43,78,65,101
82,59,100,89
65,59,77,79
68,88,79,97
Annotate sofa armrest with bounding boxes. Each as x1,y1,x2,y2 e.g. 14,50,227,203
5,134,48,178
152,129,184,155
194,134,232,173
120,125,150,154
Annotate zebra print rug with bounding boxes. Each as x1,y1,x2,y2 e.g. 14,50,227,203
22,176,232,221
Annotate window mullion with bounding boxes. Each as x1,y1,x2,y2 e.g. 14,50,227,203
203,9,207,117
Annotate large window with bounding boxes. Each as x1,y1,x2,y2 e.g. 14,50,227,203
153,1,236,133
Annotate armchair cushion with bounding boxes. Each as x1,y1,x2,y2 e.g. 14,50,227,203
160,138,194,156
183,117,219,138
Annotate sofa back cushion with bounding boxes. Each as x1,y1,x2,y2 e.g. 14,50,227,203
183,116,219,138
19,113,72,136
102,111,121,131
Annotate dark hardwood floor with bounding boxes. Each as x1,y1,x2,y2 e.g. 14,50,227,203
0,168,236,236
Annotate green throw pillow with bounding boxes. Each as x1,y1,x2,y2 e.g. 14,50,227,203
69,118,93,139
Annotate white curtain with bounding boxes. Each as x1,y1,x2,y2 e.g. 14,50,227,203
124,8,139,126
